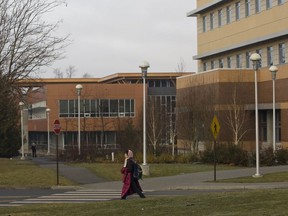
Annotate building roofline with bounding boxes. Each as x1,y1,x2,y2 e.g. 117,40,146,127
98,72,193,83
193,30,288,60
17,72,194,86
187,0,225,17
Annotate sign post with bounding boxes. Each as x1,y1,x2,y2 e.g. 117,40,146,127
53,119,61,185
210,115,220,182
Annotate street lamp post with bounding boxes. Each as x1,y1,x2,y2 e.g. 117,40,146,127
46,108,51,154
139,61,150,175
76,84,83,155
19,102,25,159
269,65,278,152
250,53,262,177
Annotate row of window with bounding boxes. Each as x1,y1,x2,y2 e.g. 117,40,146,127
203,43,286,71
148,80,175,88
261,110,281,142
148,95,176,114
59,99,135,118
202,0,286,32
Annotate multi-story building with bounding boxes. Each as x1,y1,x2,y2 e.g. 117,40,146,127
176,0,288,151
19,72,191,154
187,0,288,72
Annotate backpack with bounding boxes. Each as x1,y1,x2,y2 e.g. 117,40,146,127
133,161,143,180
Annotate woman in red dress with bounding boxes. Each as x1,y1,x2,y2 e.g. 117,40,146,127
121,149,145,200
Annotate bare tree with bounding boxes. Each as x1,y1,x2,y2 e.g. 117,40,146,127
53,68,64,78
147,97,163,159
83,72,93,78
177,78,216,154
0,0,68,156
225,86,249,146
169,113,177,159
0,0,69,85
66,65,76,78
175,57,186,73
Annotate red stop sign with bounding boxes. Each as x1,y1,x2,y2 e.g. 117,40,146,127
53,119,61,135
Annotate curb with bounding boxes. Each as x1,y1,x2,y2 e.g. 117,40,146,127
50,185,84,190
167,184,288,190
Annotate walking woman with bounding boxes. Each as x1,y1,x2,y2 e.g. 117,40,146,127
121,149,145,200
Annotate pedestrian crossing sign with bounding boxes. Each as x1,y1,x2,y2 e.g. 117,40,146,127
210,115,220,140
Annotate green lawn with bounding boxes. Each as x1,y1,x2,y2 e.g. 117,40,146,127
1,189,288,216
72,163,238,181
0,158,73,188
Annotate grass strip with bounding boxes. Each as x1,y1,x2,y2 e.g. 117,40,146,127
1,189,288,216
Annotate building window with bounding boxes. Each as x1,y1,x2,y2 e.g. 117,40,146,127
210,12,214,29
203,62,207,71
266,0,272,9
59,99,135,118
246,51,251,68
255,0,261,13
279,43,286,64
245,0,250,17
155,80,161,87
278,0,285,5
276,110,281,142
219,59,224,68
236,54,242,68
267,46,273,66
226,6,231,24
256,49,262,67
261,111,268,142
211,61,215,69
59,100,69,117
236,2,241,20
227,56,232,68
203,16,207,32
148,80,174,88
218,9,222,27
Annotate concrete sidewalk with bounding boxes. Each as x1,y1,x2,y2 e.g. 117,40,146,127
31,156,288,191
31,157,106,185
82,165,288,191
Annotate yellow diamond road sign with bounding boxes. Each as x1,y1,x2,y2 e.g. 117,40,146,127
211,115,220,140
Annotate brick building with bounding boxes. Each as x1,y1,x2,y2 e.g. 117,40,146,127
177,0,288,151
19,72,191,154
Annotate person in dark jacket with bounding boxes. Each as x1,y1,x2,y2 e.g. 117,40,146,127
121,149,145,200
31,142,37,158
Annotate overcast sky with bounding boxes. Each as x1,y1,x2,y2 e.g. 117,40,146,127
42,0,197,78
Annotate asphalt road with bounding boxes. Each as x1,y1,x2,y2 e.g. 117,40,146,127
0,189,69,206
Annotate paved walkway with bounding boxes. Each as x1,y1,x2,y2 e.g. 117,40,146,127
31,156,288,191
32,157,105,185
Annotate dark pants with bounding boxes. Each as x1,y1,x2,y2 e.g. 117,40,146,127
32,147,37,157
130,179,145,198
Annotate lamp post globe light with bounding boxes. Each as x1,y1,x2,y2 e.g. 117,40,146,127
139,61,150,176
249,53,262,177
19,102,25,159
269,65,278,152
76,84,83,155
46,108,51,154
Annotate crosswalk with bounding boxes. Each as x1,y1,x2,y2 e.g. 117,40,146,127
11,189,122,205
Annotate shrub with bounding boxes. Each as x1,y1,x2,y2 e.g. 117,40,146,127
175,153,199,163
200,143,249,166
260,147,276,166
200,146,214,164
251,147,288,166
275,148,288,165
